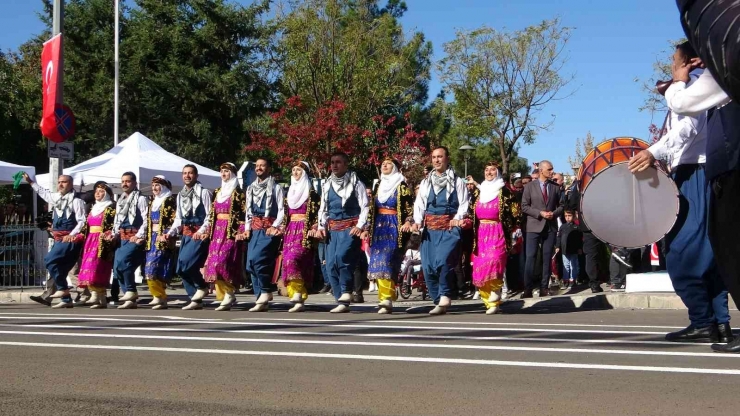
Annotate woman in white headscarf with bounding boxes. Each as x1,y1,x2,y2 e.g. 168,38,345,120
198,162,246,311
469,162,520,315
279,161,320,312
363,158,413,314
78,181,116,309
144,175,177,309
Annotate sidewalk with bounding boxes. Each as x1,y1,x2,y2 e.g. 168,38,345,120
2,284,736,312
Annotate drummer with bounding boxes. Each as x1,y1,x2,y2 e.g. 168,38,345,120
628,41,732,345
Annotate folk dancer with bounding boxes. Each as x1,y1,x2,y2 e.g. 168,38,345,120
201,162,246,311
365,158,413,314
314,152,369,313
144,175,177,310
77,181,116,309
409,147,469,315
24,173,86,308
163,164,212,310
468,162,520,315
280,161,320,313
238,158,285,312
108,172,149,309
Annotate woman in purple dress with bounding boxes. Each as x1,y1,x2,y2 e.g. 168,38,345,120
469,162,520,315
197,162,246,311
279,161,320,313
78,181,116,309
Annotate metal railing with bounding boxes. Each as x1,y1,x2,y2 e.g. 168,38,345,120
0,215,47,289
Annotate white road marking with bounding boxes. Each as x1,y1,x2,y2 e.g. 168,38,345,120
1,341,738,375
0,329,732,359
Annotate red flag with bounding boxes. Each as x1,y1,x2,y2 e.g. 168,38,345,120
40,34,63,143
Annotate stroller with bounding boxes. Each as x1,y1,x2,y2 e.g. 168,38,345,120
398,259,427,300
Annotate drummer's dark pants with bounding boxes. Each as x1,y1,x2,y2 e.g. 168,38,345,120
524,227,555,290
582,232,603,289
709,168,740,308
667,164,729,327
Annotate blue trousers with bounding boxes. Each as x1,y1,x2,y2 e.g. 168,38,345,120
326,229,361,303
318,242,330,285
176,235,209,298
666,165,729,327
44,240,82,302
114,240,146,293
246,229,281,297
420,228,461,304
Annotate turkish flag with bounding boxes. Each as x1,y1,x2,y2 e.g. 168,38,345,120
40,33,63,143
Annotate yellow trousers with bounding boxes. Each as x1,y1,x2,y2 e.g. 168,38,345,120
214,280,235,301
286,279,308,302
479,279,504,308
88,285,106,296
377,279,397,302
147,279,167,299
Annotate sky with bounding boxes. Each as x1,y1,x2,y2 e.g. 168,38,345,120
0,0,686,175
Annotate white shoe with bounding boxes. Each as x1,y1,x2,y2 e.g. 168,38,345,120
369,282,377,292
192,289,207,301
255,293,272,305
148,297,162,306
117,300,137,309
288,303,305,313
216,293,234,311
152,301,168,310
488,290,501,303
338,293,352,302
290,293,303,303
182,301,203,311
486,306,501,315
88,290,100,305
429,305,447,315
439,296,451,307
50,290,69,299
90,298,107,309
51,301,73,309
121,291,138,302
249,302,269,312
378,307,392,314
330,304,350,313
378,299,392,309
472,291,480,300
501,291,509,301
215,303,232,311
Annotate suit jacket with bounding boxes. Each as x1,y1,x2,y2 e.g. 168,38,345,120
521,179,564,233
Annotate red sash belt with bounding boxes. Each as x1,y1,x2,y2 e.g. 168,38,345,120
328,217,358,232
51,230,83,243
182,225,200,237
424,214,452,231
251,216,275,231
119,228,138,240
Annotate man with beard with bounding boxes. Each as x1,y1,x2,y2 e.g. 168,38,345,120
107,172,149,309
238,158,285,312
163,164,212,310
23,173,86,308
314,152,369,313
410,147,469,315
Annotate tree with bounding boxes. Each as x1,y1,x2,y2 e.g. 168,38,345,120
273,0,432,127
639,38,686,115
567,131,595,174
437,19,574,174
363,113,428,184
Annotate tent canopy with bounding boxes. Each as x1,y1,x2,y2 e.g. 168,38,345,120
0,160,36,186
35,132,222,193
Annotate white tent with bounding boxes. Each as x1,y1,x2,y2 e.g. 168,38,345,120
35,132,222,193
0,160,36,186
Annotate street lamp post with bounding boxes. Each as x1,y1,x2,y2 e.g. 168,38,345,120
459,144,475,177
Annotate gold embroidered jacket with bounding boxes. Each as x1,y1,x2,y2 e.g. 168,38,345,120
207,187,246,241
469,186,521,254
146,195,177,251
82,206,116,261
366,182,414,248
281,189,320,249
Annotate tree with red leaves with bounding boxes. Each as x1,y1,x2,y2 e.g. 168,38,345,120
363,113,429,185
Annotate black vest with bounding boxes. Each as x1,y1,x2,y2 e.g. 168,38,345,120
706,101,740,180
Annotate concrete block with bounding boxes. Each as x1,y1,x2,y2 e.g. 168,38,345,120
626,272,674,293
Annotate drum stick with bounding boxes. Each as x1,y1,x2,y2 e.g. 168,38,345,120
632,174,636,225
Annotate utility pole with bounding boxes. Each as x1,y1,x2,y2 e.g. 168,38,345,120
49,0,64,190
114,0,119,146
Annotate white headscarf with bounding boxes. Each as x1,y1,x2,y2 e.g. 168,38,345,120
216,176,238,203
90,190,112,217
151,175,172,212
478,169,505,204
288,164,310,209
377,161,404,204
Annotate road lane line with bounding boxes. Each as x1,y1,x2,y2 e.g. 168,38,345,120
1,341,738,375
0,329,732,359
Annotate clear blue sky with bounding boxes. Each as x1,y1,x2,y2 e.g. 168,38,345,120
1,0,685,174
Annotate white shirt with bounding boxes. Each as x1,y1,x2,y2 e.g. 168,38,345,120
244,180,285,230
32,183,86,236
665,69,731,117
317,177,370,230
112,193,149,239
412,173,469,224
649,70,707,168
167,186,213,237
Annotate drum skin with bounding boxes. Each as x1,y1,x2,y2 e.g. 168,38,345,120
580,162,679,249
578,137,650,191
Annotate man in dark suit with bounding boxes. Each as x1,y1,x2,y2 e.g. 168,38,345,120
521,160,563,297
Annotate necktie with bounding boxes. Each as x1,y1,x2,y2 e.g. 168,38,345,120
542,183,548,205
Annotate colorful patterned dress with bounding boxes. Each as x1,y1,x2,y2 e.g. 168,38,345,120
203,198,245,286
144,210,174,281
78,207,115,288
282,201,315,285
367,192,400,281
471,198,507,285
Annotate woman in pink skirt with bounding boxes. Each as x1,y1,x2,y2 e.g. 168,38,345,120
78,181,116,309
469,162,520,315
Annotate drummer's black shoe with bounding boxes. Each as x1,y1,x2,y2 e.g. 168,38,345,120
351,292,365,303
712,336,740,353
665,325,719,343
590,285,604,293
30,295,52,306
521,289,533,299
717,323,734,343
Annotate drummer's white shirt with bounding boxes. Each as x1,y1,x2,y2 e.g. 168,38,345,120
649,69,708,168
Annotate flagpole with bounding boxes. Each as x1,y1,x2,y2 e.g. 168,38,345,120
50,0,64,190
114,0,119,146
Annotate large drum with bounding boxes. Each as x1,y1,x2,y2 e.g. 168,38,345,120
578,137,679,249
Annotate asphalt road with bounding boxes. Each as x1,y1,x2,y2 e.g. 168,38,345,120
1,302,739,416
